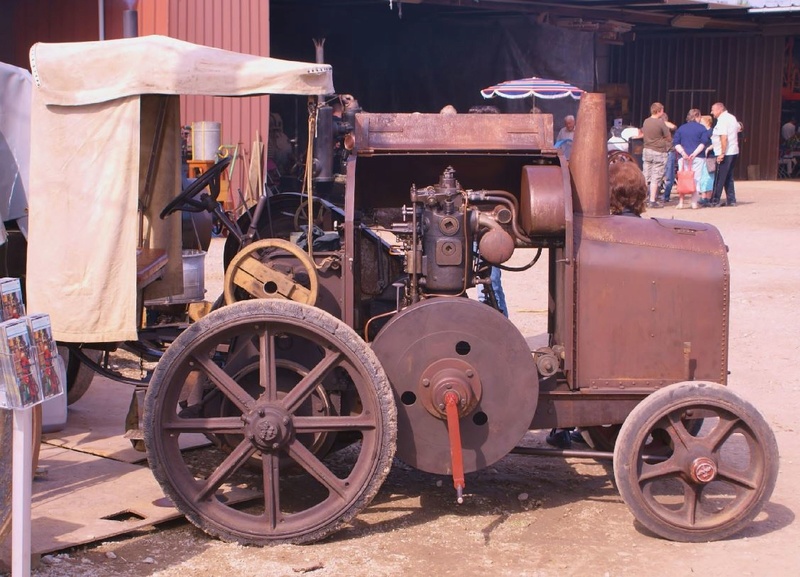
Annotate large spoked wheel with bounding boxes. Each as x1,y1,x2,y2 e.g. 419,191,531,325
59,346,101,405
293,199,333,231
223,239,319,306
143,299,396,545
160,156,232,218
613,381,779,542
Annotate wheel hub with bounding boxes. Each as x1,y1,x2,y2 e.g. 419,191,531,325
689,456,717,484
243,406,294,451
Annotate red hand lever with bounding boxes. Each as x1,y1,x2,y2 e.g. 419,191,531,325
444,391,465,503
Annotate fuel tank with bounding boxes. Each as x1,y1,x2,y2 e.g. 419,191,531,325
572,213,729,390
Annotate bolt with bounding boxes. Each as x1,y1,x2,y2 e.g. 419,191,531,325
465,370,474,378
248,434,255,441
272,443,280,449
258,409,266,417
283,416,291,425
446,384,452,389
438,403,445,410
422,379,430,387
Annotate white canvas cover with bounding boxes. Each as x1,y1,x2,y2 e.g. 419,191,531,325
0,61,32,236
25,36,333,342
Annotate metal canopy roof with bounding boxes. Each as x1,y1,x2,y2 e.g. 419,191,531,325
274,0,800,38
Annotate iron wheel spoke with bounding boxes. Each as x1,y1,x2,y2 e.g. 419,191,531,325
281,350,343,413
163,416,244,435
681,478,702,526
293,415,376,433
195,438,257,502
261,452,281,530
716,463,759,490
285,439,349,500
638,458,683,482
665,413,695,451
192,353,255,413
705,413,739,452
258,328,278,402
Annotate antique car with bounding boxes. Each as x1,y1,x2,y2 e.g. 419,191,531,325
18,36,779,548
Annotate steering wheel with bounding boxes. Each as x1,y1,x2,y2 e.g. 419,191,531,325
293,199,333,231
160,156,232,219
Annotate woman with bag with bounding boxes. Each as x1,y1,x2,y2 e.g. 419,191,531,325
672,108,711,209
697,115,716,205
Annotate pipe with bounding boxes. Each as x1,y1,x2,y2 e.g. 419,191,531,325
123,9,138,38
98,0,105,40
569,93,610,217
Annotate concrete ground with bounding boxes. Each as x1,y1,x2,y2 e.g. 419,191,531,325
6,180,800,577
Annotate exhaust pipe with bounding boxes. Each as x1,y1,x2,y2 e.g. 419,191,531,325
569,93,609,217
123,10,138,38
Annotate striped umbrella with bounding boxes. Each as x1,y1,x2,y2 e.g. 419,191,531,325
481,76,584,100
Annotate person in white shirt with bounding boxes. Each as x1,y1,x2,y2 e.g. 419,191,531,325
781,117,797,142
557,115,576,142
555,115,576,161
710,102,739,207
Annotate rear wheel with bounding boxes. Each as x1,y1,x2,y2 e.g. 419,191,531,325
60,346,101,405
143,299,396,545
613,381,778,542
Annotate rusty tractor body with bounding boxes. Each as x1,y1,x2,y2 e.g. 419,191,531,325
140,93,777,546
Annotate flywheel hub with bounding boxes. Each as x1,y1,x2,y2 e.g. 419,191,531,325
371,298,538,475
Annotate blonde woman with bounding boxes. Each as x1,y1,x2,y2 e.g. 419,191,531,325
697,115,715,205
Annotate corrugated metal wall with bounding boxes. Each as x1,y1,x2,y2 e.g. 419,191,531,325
139,0,271,197
610,35,785,180
4,0,128,68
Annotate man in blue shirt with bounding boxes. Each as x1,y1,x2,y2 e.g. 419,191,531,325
672,108,711,209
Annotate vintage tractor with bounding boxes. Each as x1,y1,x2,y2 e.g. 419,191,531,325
140,93,778,546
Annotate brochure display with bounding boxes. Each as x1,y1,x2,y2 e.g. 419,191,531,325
0,280,64,576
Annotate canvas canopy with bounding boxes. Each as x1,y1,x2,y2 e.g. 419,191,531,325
25,35,334,342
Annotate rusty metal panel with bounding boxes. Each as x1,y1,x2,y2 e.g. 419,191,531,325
610,35,785,179
354,113,553,153
573,214,729,391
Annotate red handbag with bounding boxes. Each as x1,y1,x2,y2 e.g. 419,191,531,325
676,159,696,198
